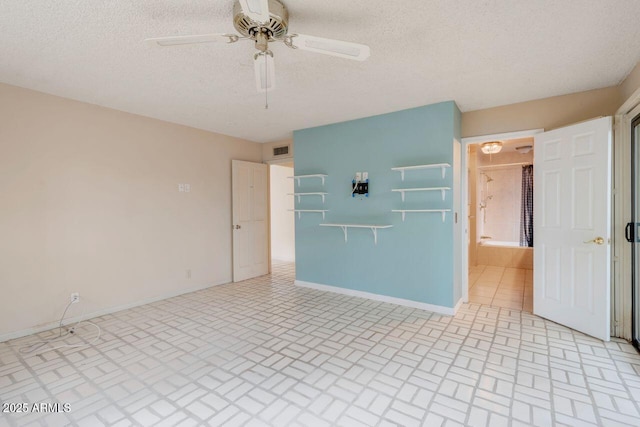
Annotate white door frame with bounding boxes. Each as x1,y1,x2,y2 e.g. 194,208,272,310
613,90,640,339
459,129,544,304
267,162,296,268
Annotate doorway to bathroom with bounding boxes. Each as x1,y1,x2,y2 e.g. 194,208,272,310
467,137,535,311
461,119,612,340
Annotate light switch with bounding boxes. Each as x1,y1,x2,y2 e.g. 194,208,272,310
185,184,191,193
178,184,185,192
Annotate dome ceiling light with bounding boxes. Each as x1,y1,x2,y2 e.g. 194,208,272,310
481,141,503,155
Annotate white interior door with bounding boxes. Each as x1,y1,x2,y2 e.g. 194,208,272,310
232,160,269,282
534,116,612,341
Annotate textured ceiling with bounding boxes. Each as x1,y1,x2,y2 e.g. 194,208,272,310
2,1,640,143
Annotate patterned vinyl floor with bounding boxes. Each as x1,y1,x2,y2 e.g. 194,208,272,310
1,261,640,426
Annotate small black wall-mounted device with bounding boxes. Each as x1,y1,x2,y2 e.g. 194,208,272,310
352,180,369,197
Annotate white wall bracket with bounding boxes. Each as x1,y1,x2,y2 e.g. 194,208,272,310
320,223,393,245
391,187,450,201
288,174,327,187
288,192,328,203
392,209,451,222
289,209,328,219
391,163,451,181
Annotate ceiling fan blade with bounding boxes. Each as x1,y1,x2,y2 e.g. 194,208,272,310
290,34,370,61
145,34,231,47
239,0,270,23
254,53,275,93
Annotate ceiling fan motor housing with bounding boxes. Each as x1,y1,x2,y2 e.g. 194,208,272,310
233,0,289,40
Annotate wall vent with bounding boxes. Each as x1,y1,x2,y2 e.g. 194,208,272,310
273,145,290,156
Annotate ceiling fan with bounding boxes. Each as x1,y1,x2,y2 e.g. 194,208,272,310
146,0,370,101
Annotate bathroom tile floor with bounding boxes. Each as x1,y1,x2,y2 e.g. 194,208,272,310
468,265,533,312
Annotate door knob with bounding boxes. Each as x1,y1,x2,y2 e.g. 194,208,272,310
584,237,604,245
233,224,241,230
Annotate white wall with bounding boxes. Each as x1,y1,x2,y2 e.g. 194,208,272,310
269,165,295,262
0,83,263,339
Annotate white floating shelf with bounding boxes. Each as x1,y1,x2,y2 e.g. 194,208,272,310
391,163,451,180
320,223,393,245
289,209,328,220
288,174,328,186
391,187,451,202
392,209,451,222
287,192,328,203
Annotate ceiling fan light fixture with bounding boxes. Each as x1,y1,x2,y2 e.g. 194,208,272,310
481,141,503,154
254,52,275,93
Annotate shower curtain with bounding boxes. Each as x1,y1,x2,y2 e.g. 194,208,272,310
520,165,534,247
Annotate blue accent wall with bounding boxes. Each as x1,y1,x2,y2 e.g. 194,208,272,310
293,101,461,308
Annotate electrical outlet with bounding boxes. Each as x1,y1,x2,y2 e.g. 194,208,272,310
355,172,362,182
362,172,368,181
70,293,80,304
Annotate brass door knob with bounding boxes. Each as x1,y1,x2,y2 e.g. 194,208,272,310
584,237,605,245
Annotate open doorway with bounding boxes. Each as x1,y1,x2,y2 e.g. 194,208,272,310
462,120,611,340
463,133,540,312
468,138,533,311
269,163,295,272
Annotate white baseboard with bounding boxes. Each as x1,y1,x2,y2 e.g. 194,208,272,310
295,280,456,316
453,298,464,314
0,279,229,343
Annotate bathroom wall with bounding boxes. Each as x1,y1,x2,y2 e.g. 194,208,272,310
294,101,462,311
473,142,534,269
476,246,533,269
478,166,522,242
476,146,533,244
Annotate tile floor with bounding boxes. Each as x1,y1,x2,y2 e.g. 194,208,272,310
2,262,640,426
469,265,533,312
